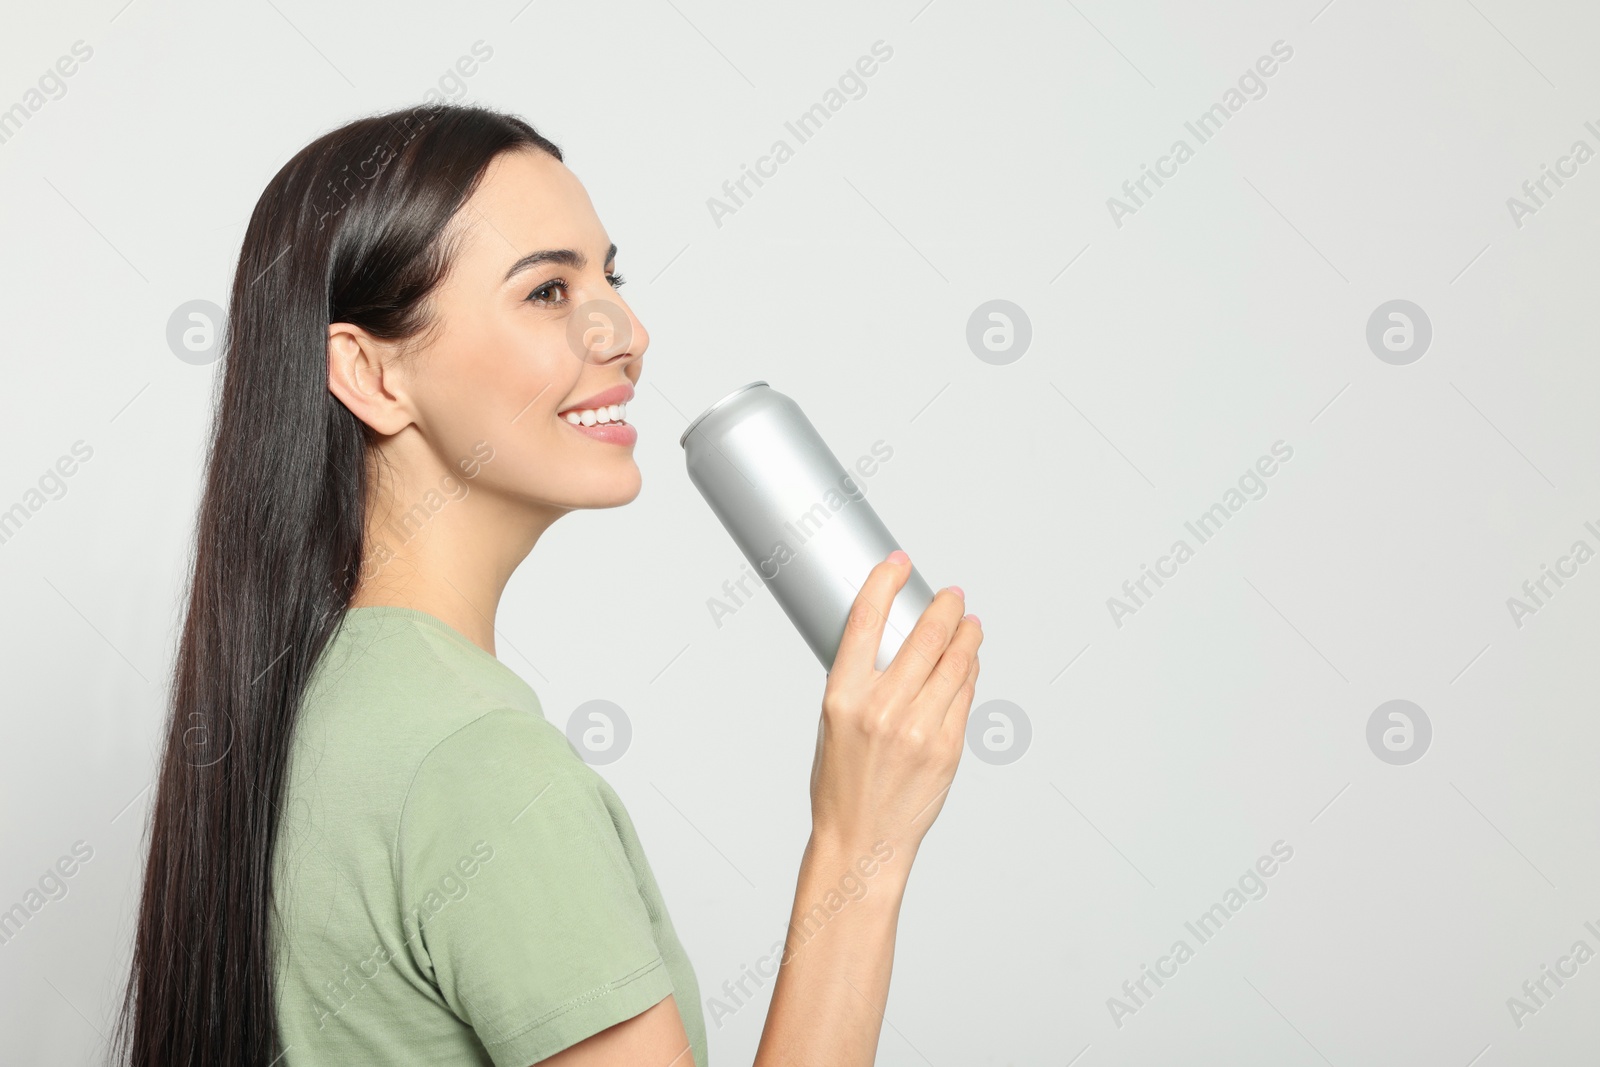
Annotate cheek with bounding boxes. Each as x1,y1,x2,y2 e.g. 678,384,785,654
430,313,581,428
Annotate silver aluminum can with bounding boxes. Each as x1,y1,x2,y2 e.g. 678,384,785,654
681,381,935,672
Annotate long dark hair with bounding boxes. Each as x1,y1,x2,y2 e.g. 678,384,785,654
110,103,562,1067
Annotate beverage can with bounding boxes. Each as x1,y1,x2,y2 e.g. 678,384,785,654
681,381,935,672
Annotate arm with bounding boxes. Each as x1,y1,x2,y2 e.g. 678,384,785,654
535,995,694,1067
749,831,912,1066
536,835,911,1067
538,553,981,1066
753,550,977,1066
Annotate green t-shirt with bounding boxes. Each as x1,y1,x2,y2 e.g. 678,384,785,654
270,605,707,1066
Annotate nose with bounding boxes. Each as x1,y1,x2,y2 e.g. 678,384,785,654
576,293,648,367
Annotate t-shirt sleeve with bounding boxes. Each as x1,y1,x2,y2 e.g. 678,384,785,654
395,706,676,1066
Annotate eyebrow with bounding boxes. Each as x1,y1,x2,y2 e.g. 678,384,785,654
503,242,617,283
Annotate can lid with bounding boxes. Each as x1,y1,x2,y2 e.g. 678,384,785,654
678,381,769,449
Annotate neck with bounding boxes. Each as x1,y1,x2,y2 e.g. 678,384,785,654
348,438,566,655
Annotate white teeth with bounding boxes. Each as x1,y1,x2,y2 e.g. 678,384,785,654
563,401,628,426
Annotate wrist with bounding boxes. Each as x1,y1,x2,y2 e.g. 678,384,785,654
802,830,913,898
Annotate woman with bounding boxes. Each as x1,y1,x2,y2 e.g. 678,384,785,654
111,102,982,1067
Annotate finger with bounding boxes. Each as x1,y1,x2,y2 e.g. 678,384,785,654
880,585,967,699
828,551,913,685
939,646,981,745
912,614,983,725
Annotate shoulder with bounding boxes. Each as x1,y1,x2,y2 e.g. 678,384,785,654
396,706,613,854
302,609,543,753
392,707,646,931
387,716,677,1065
408,706,587,808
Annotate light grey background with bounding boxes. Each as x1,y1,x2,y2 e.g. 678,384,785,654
2,0,1597,1063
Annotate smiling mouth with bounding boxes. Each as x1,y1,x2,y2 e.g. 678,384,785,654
559,401,628,427
556,380,636,423
556,400,638,446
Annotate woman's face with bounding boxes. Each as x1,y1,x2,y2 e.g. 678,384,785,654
398,147,648,514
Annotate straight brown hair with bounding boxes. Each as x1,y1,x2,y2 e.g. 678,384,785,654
110,103,562,1067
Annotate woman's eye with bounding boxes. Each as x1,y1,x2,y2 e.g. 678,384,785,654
527,279,569,305
526,273,624,305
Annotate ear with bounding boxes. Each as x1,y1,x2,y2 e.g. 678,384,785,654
327,322,415,436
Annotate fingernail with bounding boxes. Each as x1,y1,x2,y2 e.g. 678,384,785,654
965,613,981,625
946,585,964,598
887,550,909,564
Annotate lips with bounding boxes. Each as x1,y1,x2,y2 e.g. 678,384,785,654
557,382,635,416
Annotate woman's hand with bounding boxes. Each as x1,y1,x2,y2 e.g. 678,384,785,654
809,550,983,861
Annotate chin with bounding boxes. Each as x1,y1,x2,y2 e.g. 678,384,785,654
577,468,643,509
